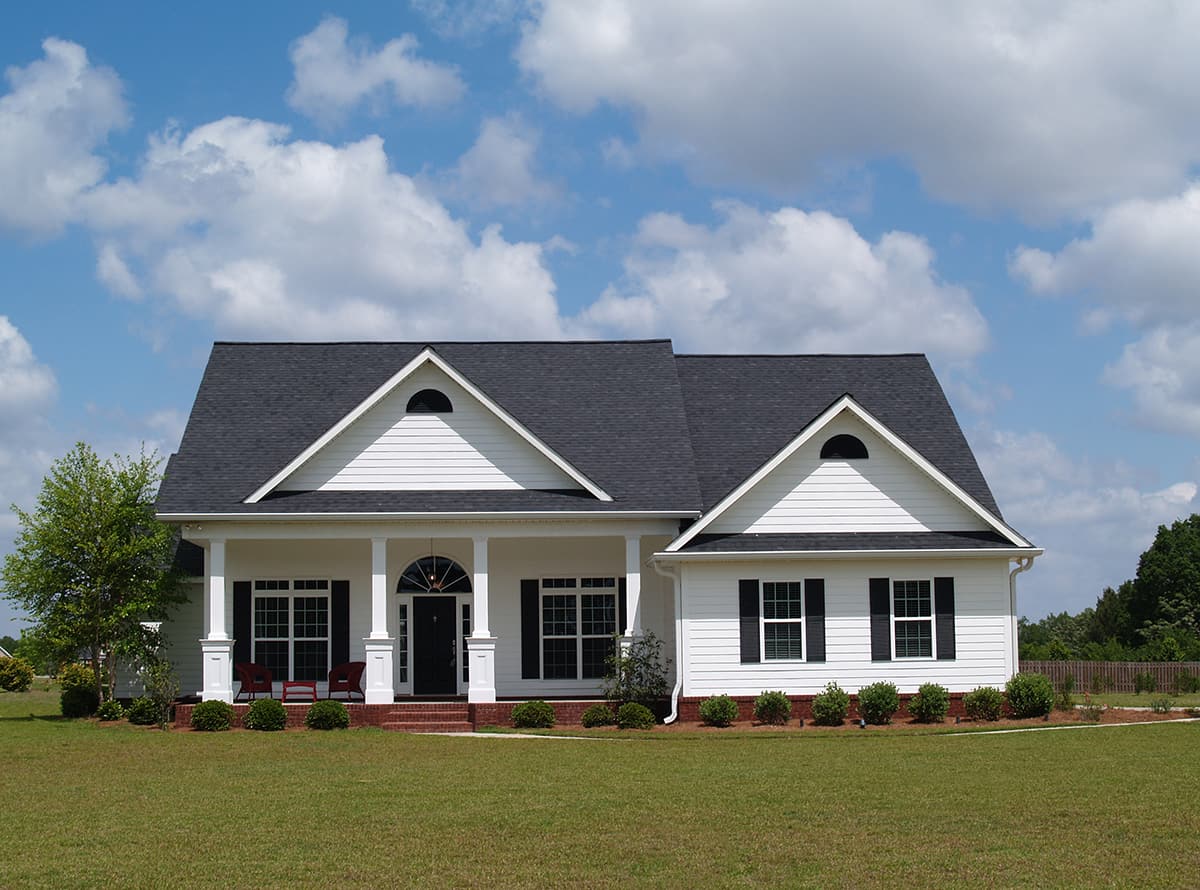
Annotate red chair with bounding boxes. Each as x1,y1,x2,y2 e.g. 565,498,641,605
326,661,366,702
234,662,273,701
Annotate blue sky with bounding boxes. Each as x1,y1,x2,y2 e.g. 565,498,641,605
3,2,1199,637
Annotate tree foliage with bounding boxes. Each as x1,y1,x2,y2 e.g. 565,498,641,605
1,443,186,701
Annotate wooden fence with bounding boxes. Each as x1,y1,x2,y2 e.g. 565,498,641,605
1019,660,1200,694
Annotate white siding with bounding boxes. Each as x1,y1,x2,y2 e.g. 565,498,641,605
713,413,989,534
281,363,579,492
680,557,1013,696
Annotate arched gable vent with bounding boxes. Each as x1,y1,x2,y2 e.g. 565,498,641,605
406,389,453,413
820,434,869,460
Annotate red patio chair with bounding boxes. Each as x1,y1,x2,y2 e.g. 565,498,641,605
234,662,273,702
326,661,366,702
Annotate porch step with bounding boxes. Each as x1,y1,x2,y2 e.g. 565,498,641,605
380,701,472,733
381,721,475,733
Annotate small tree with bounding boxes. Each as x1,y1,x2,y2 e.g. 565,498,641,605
603,631,671,709
2,443,187,703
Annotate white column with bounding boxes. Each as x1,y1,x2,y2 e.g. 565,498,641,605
624,535,642,637
467,535,496,703
200,539,233,702
363,537,394,704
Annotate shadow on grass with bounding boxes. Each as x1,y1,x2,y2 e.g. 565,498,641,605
0,713,70,722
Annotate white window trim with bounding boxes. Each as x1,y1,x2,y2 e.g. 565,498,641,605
538,575,620,682
890,578,937,660
251,578,332,684
761,580,805,662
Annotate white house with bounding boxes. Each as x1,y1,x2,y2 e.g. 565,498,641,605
157,340,1039,723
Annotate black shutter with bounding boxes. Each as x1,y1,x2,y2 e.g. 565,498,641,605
738,579,760,664
233,581,251,665
869,578,891,662
934,577,956,661
521,579,540,679
331,580,350,668
804,579,826,663
619,577,628,634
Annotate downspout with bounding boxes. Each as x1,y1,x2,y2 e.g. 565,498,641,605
652,558,684,724
1008,556,1036,676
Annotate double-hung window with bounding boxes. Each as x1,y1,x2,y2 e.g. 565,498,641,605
762,581,804,660
252,579,331,681
893,579,933,658
541,577,618,680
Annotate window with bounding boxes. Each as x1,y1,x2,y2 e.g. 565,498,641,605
541,577,618,680
893,579,933,658
397,603,409,684
820,434,868,459
397,555,472,593
252,579,330,681
461,603,471,683
762,581,804,660
406,388,452,413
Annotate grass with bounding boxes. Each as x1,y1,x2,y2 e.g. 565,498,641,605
1087,692,1200,708
2,686,1198,888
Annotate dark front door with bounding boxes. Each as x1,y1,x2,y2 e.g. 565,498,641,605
413,596,457,695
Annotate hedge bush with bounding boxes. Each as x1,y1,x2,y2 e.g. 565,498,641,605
580,703,615,728
305,699,350,730
58,662,96,693
190,700,236,731
963,686,1004,721
96,699,125,721
909,683,950,723
61,687,99,718
0,655,35,692
698,694,739,727
857,681,900,725
811,682,849,725
752,690,791,725
511,700,556,729
1134,671,1157,694
244,697,288,731
1173,671,1200,695
126,697,160,726
616,701,655,730
1006,672,1054,718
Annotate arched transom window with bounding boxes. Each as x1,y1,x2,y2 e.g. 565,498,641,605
819,434,869,460
397,555,472,593
406,389,453,413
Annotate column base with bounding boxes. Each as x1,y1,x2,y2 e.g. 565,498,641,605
200,637,234,703
466,636,497,703
363,637,395,704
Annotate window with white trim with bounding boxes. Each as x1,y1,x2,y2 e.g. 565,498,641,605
541,577,618,680
893,579,933,658
762,581,804,660
397,603,409,684
252,579,330,681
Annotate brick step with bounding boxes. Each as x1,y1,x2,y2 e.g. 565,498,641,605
383,711,470,723
381,721,474,733
386,702,470,713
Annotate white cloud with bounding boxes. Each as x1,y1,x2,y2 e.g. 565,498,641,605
80,116,565,340
0,38,128,234
0,318,57,549
286,17,465,127
518,1,1200,219
447,114,559,209
577,201,988,360
410,0,527,40
975,427,1198,615
0,316,57,419
1103,324,1200,437
96,242,143,299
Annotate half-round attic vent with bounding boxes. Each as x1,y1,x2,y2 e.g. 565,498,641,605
820,434,868,460
406,389,453,413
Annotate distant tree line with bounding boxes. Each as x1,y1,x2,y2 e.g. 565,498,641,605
1020,515,1200,661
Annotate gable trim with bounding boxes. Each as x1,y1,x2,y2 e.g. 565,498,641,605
664,394,1031,552
244,347,612,504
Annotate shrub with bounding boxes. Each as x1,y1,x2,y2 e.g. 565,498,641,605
1078,701,1103,723
57,662,97,694
305,699,350,730
1089,672,1114,694
616,701,655,730
580,703,615,728
1134,671,1157,694
811,682,849,726
857,682,900,725
603,631,671,710
511,700,556,729
1055,674,1076,711
1173,671,1200,695
698,694,739,727
1006,672,1054,718
96,699,125,721
0,655,35,692
126,697,159,726
190,700,236,732
1150,696,1174,714
244,697,288,731
909,683,950,723
964,686,1004,721
139,659,179,727
753,690,791,725
61,687,99,718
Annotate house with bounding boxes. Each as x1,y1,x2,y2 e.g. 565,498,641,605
156,340,1039,722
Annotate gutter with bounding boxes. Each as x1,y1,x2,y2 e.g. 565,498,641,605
651,558,684,724
1008,555,1037,674
654,547,1044,561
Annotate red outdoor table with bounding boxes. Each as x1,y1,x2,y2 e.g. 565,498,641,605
280,681,317,703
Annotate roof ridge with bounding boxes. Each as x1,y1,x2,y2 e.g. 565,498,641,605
212,338,675,346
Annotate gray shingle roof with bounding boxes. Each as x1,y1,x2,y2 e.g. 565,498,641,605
677,531,1016,554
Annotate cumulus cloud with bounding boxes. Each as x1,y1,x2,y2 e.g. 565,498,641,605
577,201,988,360
286,17,464,127
518,1,1200,219
446,114,559,209
0,318,57,549
0,316,57,419
79,116,565,340
0,38,128,234
410,0,527,40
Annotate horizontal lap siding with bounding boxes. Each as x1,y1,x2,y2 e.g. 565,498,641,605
713,414,989,534
681,558,1011,695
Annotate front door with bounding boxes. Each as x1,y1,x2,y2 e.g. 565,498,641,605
413,596,458,695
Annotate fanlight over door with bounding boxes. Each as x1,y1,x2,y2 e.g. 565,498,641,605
397,555,473,594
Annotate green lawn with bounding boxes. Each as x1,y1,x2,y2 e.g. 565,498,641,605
2,686,1197,889
1087,691,1200,708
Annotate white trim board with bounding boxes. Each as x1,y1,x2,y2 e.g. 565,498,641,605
653,547,1043,562
244,347,612,503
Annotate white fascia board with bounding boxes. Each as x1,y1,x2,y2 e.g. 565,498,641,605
243,347,612,504
654,547,1044,562
665,395,1031,552
161,510,695,522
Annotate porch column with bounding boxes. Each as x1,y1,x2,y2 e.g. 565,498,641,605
623,535,643,637
363,537,395,704
467,535,496,703
200,539,233,702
